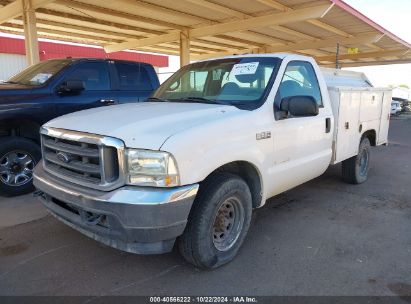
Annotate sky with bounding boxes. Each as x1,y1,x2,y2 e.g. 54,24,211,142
342,0,411,88
161,0,411,87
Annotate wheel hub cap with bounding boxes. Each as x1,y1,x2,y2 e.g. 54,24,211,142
358,149,369,176
212,197,245,252
0,151,35,186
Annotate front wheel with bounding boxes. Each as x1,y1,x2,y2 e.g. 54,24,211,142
178,173,252,269
342,137,371,184
0,137,41,197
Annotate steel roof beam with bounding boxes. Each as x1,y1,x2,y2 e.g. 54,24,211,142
0,0,53,24
193,33,381,60
104,4,330,53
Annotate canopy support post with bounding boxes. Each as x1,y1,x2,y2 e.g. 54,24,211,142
179,30,190,67
23,0,40,65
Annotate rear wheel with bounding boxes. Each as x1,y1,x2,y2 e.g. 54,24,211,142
0,137,41,197
342,137,371,184
178,173,252,269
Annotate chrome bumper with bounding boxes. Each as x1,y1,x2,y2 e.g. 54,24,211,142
33,163,199,254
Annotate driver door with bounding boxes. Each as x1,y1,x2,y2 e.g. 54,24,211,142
54,61,117,117
267,60,333,197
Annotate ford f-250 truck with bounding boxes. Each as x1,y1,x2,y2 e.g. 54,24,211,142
0,58,159,196
33,54,391,269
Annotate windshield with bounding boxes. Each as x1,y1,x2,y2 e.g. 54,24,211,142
7,59,72,86
153,57,281,109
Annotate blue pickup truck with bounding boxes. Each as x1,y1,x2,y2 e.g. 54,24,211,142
0,58,160,196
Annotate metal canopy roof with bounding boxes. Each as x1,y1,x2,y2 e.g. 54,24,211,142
0,0,410,68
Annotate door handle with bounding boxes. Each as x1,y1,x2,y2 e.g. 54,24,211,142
325,117,331,133
99,99,116,105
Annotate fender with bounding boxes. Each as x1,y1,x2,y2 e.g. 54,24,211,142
161,110,272,205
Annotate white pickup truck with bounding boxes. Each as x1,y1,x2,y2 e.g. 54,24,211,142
33,54,391,269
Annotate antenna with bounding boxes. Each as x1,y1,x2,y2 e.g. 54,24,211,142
335,43,341,69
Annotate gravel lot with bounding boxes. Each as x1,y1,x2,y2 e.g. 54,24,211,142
0,116,410,297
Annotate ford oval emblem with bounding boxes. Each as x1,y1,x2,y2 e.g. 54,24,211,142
56,152,71,163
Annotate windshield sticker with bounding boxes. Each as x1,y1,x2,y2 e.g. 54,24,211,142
30,73,52,84
232,62,259,75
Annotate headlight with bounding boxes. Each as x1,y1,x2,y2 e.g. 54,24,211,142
126,149,180,187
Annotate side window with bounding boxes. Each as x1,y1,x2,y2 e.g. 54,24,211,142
65,62,110,91
115,62,153,91
277,61,323,106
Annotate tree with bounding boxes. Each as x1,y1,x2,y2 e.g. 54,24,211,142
399,84,410,89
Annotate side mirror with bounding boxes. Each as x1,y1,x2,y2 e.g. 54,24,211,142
280,96,319,117
58,80,85,94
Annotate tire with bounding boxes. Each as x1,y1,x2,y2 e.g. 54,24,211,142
342,137,371,184
0,137,41,197
178,173,252,269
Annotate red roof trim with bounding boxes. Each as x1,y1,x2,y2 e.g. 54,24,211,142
331,0,411,49
0,36,169,67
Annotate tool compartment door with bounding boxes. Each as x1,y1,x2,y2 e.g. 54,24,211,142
333,90,361,164
377,91,391,145
360,91,383,121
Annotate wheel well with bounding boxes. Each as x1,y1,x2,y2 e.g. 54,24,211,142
0,119,41,143
362,129,376,146
203,161,263,208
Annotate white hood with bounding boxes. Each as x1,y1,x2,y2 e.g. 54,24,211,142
45,102,241,150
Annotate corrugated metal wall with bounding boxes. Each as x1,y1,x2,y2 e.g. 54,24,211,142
0,37,169,67
0,53,27,81
0,53,161,82
0,37,168,82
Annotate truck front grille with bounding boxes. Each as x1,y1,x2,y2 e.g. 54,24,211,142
40,127,125,191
